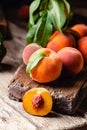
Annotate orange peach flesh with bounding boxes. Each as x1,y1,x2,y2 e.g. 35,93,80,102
23,88,53,116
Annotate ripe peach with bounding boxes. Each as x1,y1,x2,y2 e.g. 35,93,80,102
71,24,87,37
26,48,62,83
78,36,87,62
23,88,53,116
22,43,41,65
57,47,84,75
46,31,76,52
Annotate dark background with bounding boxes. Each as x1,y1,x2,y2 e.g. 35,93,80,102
0,0,87,25
1,0,32,7
68,0,87,8
1,0,87,9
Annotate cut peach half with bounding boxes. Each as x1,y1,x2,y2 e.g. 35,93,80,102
23,88,53,116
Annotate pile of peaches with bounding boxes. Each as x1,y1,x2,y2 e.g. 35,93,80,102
22,23,87,116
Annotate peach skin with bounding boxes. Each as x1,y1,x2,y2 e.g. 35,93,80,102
78,36,87,62
71,24,87,38
26,48,62,83
46,31,76,52
22,43,41,65
57,47,84,75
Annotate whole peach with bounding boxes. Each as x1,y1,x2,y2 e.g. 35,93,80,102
22,43,41,65
57,47,84,75
46,31,76,52
71,24,87,38
78,36,87,62
27,48,62,83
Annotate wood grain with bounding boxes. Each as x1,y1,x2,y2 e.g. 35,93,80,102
8,63,87,115
0,70,87,130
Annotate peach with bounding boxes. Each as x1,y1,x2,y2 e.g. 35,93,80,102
26,48,62,83
46,31,76,52
18,5,29,20
78,36,87,62
57,47,84,75
71,24,87,38
23,88,53,116
65,29,80,44
22,43,41,65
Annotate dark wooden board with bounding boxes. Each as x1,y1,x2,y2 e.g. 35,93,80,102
8,64,87,115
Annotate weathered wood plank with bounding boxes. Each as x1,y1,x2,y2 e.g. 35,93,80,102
8,64,87,115
0,98,37,130
2,21,27,70
0,76,87,130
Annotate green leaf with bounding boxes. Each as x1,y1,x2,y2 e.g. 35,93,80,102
62,0,73,30
27,12,53,47
40,11,53,47
63,0,70,14
26,24,38,44
33,17,43,44
27,0,71,47
27,17,42,44
49,0,66,32
33,11,53,47
40,0,49,11
26,53,46,76
29,0,41,28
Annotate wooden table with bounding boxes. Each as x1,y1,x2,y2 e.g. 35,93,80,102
0,9,87,130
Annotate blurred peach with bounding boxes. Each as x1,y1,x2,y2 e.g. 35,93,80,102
57,47,84,75
22,43,41,65
18,5,29,20
71,24,87,37
46,31,76,52
78,36,87,62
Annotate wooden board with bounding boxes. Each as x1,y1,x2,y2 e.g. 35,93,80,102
8,63,87,115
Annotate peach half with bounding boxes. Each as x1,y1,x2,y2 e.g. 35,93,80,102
57,47,84,75
26,48,62,83
23,88,53,116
